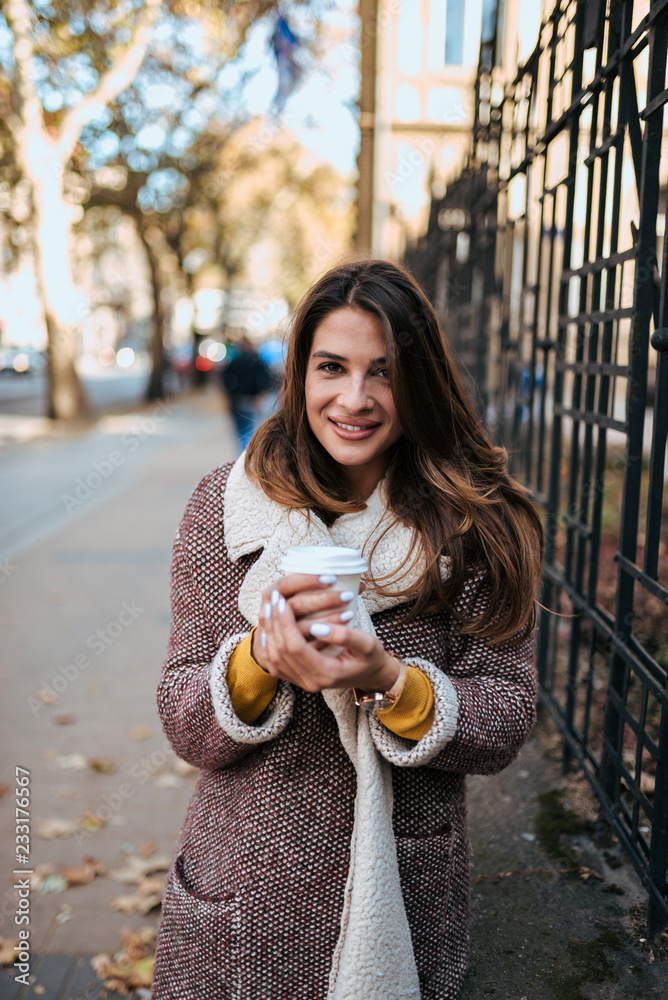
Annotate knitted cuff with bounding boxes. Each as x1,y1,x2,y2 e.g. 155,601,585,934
209,632,295,744
368,658,458,766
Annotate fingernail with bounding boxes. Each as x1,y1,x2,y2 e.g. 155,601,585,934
278,596,286,613
260,630,268,648
264,602,272,620
319,574,337,584
271,589,280,606
309,623,331,637
340,609,354,622
339,590,355,603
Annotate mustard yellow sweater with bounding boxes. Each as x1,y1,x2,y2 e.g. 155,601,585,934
228,632,434,741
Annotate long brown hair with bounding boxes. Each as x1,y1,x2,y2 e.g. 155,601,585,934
246,258,543,645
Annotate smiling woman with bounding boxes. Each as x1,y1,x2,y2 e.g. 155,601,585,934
152,258,544,1000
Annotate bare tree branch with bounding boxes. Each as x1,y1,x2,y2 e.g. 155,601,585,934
56,0,162,162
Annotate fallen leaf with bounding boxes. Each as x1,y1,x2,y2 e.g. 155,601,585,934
91,927,157,994
78,812,105,831
0,938,20,966
53,712,77,725
646,947,655,963
39,874,68,894
56,904,73,924
138,875,165,895
34,985,47,995
38,688,59,705
89,756,117,775
152,772,182,789
109,854,171,885
61,856,106,886
128,725,152,741
30,863,57,890
109,892,162,915
138,841,156,858
0,784,9,798
173,759,198,777
35,817,77,839
55,753,87,770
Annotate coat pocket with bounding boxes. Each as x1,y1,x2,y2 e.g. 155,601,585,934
396,830,455,983
152,854,241,1000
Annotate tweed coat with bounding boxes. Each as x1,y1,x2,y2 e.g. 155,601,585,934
152,462,537,1000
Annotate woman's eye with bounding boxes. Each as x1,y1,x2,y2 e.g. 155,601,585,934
375,368,389,379
318,362,342,373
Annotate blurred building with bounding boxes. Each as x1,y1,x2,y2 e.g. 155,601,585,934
355,0,543,258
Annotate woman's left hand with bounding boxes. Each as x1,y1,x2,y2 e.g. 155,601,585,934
259,596,400,695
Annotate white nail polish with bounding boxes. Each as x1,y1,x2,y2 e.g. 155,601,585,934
340,609,354,622
339,590,355,603
278,596,286,613
310,623,331,637
271,589,280,605
260,631,268,648
319,574,337,584
264,602,272,620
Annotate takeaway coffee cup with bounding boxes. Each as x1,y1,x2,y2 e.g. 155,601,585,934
280,546,367,655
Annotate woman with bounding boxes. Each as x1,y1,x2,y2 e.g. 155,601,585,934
152,259,543,1000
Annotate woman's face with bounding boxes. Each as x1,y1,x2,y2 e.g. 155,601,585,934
304,307,402,498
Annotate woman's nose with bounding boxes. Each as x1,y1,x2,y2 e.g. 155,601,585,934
338,376,372,410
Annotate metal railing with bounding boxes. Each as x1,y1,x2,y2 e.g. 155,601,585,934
405,0,668,935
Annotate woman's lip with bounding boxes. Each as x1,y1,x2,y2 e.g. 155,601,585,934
328,418,381,440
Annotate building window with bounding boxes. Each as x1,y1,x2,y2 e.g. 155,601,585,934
444,0,465,66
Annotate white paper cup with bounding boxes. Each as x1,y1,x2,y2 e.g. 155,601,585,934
280,546,367,655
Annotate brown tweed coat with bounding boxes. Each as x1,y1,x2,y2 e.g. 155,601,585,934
152,462,537,1000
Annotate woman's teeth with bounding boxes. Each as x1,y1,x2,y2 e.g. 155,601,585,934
334,421,373,431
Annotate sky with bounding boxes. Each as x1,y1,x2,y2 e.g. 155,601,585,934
218,1,361,177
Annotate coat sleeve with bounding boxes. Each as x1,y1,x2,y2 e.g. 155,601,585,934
369,574,537,774
156,469,295,771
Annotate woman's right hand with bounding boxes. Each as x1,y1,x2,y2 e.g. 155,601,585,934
251,573,361,675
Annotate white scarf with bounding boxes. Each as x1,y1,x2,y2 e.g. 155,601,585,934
223,454,451,1000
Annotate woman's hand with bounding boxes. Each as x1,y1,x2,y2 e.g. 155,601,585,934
251,574,400,694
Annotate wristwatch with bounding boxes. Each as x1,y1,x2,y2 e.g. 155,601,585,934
353,652,405,711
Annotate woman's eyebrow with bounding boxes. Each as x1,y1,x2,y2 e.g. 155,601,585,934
311,350,387,364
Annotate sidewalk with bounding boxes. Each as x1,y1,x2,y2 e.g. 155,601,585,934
1,389,665,998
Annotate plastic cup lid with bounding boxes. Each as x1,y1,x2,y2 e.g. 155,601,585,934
280,545,367,576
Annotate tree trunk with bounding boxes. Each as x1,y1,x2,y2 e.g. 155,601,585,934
31,162,89,420
135,214,166,402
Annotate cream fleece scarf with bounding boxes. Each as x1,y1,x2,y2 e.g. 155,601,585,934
223,453,452,1000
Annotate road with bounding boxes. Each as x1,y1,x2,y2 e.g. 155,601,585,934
0,366,187,417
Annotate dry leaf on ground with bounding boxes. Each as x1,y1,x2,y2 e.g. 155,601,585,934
61,856,106,886
53,713,76,725
89,756,117,774
0,784,9,798
173,759,198,777
91,926,156,995
38,688,58,705
35,817,77,839
0,938,20,966
109,854,171,885
55,753,87,770
152,772,182,789
78,811,105,831
128,725,152,741
138,841,156,858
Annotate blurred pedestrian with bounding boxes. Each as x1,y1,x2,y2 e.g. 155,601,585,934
152,259,543,999
219,334,273,449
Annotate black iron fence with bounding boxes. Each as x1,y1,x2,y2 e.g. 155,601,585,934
406,0,668,935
